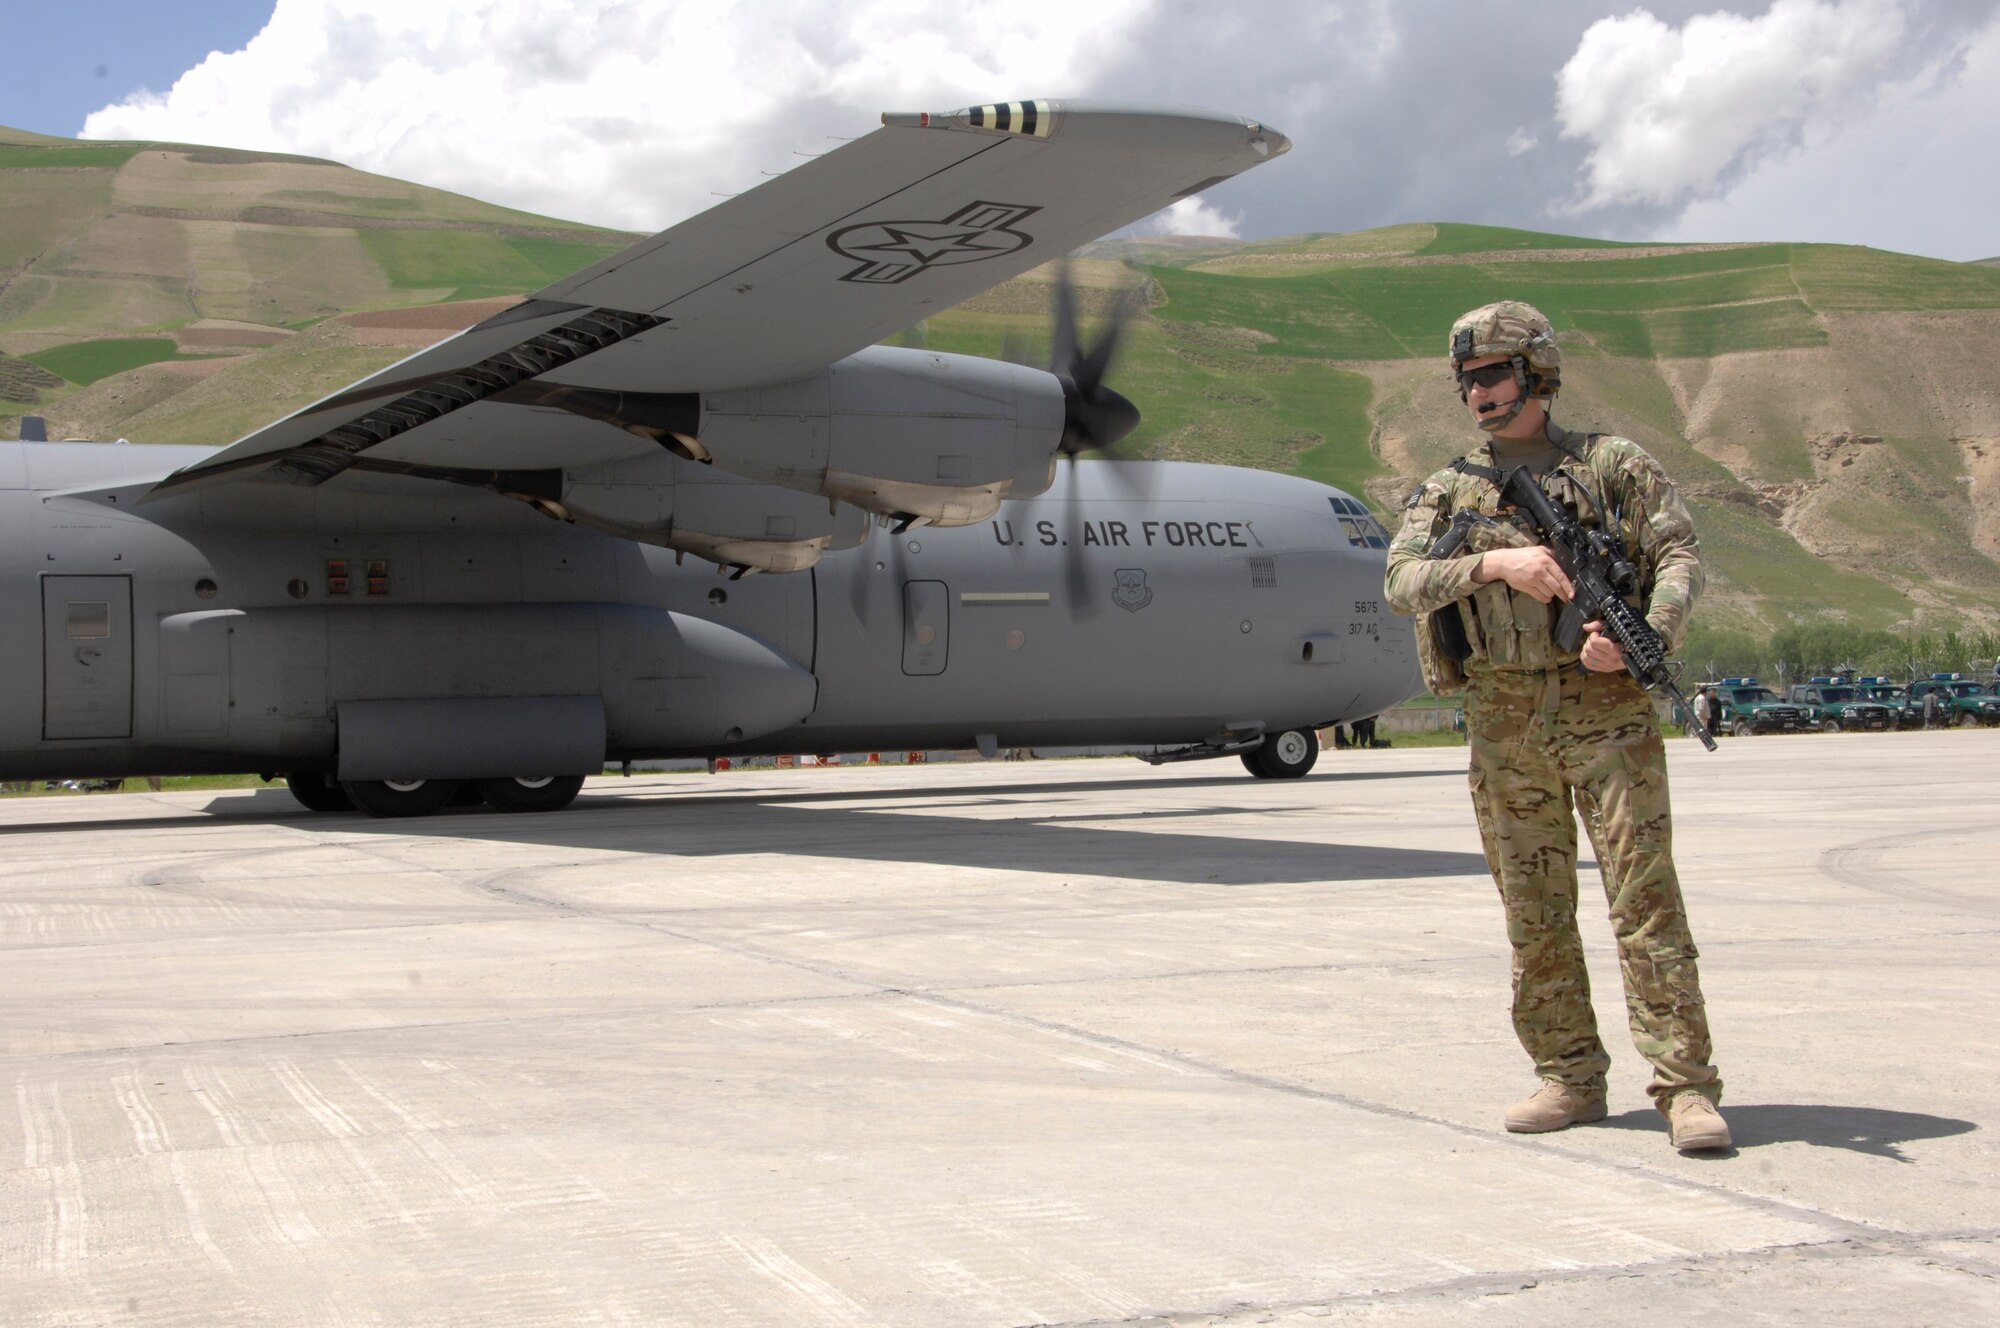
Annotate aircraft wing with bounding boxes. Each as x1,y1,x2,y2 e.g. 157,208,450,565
152,100,1288,494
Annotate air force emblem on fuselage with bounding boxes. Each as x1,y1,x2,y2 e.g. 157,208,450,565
828,201,1039,284
1113,568,1154,613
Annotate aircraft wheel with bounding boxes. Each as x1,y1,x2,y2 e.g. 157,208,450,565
341,778,461,819
285,770,353,813
477,775,585,813
1820,719,1841,734
1241,728,1319,779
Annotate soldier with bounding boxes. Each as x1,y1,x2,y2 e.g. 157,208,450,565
1384,301,1731,1152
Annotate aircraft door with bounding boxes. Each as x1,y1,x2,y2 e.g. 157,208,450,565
42,574,134,740
902,580,949,676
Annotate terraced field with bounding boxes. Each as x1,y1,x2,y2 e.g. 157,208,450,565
4,129,1997,634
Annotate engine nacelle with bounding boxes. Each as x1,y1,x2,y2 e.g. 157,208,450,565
698,345,1065,527
558,449,869,573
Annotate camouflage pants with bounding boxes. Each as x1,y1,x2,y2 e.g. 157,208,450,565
1464,665,1721,1104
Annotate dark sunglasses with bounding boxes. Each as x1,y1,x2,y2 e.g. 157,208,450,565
1456,362,1516,390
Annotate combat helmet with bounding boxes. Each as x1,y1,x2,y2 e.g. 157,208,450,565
1449,300,1560,430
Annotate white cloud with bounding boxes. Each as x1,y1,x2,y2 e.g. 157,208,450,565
80,0,1157,233
1504,128,1537,157
1139,195,1244,240
1555,0,1912,211
1669,14,2000,260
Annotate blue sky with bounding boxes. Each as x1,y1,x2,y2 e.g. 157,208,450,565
0,2,276,141
6,1,1997,262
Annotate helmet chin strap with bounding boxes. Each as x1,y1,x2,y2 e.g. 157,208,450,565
1473,356,1536,432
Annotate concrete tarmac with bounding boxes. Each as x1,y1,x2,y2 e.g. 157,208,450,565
3,731,1997,1326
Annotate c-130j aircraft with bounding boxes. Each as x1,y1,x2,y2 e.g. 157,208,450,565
3,100,1420,817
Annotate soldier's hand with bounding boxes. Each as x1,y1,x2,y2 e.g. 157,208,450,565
1579,621,1627,673
1472,546,1573,603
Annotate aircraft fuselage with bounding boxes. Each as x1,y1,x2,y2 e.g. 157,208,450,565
1,442,1418,785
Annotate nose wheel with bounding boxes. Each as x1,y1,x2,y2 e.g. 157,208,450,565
1241,728,1319,779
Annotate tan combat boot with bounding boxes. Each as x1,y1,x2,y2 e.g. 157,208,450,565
1503,1081,1607,1134
1663,1093,1733,1152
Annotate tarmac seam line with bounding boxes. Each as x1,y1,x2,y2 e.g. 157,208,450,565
901,987,1899,1244
1028,1230,2000,1327
432,859,1934,1249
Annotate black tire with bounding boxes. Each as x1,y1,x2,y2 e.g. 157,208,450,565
1820,719,1841,734
1731,719,1754,738
341,778,461,819
285,770,352,813
476,775,585,813
1241,728,1320,779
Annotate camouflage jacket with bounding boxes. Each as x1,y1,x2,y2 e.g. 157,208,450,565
1383,424,1703,678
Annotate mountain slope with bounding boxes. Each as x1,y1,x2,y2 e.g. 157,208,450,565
4,132,1997,633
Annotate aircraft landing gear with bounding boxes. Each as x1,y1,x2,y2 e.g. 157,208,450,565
342,778,463,818
1241,728,1319,779
477,775,585,813
285,770,353,813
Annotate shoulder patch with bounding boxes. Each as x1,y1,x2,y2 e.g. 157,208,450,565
1405,478,1449,509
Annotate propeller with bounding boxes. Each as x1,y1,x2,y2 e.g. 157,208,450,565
1045,260,1151,622
1048,261,1141,458
850,262,1147,630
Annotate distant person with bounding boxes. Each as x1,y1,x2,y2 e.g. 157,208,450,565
1352,714,1382,748
1693,687,1715,736
1923,690,1940,730
1384,301,1730,1153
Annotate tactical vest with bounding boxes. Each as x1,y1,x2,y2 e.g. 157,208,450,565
1431,437,1647,677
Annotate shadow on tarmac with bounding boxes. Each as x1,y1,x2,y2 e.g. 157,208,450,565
0,769,1484,889
1598,1103,1978,1161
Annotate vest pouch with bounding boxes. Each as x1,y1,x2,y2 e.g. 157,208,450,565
1418,603,1472,694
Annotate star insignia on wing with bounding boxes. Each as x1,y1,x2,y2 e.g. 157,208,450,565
843,226,1012,266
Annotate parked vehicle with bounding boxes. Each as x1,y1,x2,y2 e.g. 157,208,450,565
1785,678,1897,732
1904,674,2000,728
1711,678,1811,736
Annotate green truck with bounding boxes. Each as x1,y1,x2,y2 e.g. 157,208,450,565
1784,677,1898,732
1904,673,2000,728
1709,678,1811,736
1854,675,1918,728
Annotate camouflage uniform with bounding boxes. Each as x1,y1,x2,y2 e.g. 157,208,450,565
1384,422,1721,1106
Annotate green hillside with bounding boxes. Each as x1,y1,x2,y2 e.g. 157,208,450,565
0,126,632,360
4,128,1998,635
953,229,2000,633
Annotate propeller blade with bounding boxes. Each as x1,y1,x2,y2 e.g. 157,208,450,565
1047,261,1143,457
1049,264,1080,381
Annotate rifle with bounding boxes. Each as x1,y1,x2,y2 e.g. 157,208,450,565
1483,465,1716,752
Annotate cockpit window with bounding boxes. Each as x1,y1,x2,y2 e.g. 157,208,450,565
1330,497,1389,548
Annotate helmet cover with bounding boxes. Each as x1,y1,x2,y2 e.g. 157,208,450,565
1449,301,1560,396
